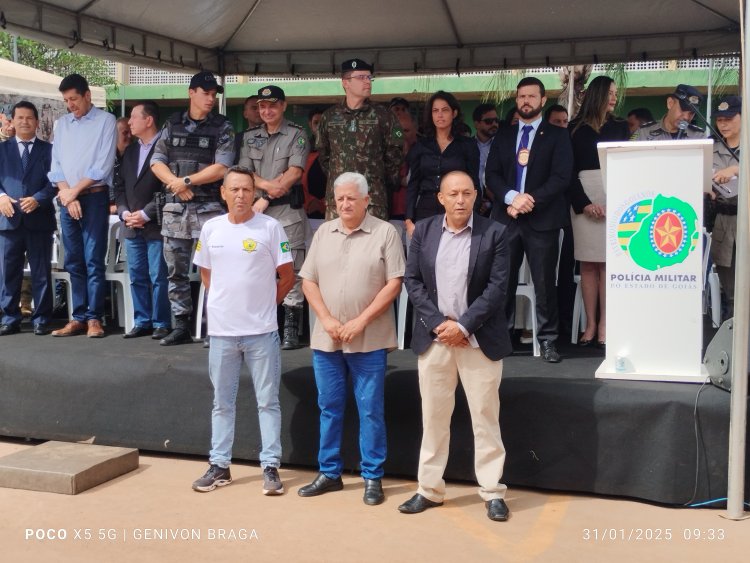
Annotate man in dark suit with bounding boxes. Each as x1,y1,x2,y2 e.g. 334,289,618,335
114,101,171,339
485,77,574,362
400,170,512,522
0,101,56,335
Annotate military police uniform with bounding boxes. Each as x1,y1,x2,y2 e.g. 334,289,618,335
151,108,234,331
238,85,310,348
317,59,403,221
709,96,742,318
632,117,705,141
632,84,706,141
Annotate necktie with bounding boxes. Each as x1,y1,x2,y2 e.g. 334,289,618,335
21,141,32,172
515,125,533,191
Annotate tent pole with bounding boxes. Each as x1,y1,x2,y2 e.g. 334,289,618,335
726,0,749,521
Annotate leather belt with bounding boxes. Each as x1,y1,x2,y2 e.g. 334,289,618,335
78,185,107,196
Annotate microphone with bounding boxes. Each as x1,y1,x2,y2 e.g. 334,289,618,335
676,120,688,139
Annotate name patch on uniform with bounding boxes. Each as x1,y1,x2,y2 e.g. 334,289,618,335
280,241,290,253
242,238,258,253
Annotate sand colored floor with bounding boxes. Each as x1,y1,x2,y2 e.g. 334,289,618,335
0,438,746,562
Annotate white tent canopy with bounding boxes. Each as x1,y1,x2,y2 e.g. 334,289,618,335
0,0,741,76
0,58,106,106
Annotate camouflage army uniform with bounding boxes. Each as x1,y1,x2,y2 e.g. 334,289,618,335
150,111,235,318
317,101,403,221
238,119,310,308
631,117,705,141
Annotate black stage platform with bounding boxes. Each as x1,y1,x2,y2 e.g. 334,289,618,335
1,320,748,506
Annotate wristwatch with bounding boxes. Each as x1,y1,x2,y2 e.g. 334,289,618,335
183,177,192,186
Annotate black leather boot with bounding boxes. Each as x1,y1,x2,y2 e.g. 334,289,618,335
281,306,302,350
160,316,193,346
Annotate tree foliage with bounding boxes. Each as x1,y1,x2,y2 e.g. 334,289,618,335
0,32,115,87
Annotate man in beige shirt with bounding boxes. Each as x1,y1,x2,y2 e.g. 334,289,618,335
298,171,404,506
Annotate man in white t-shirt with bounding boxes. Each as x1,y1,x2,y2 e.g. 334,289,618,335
190,166,294,495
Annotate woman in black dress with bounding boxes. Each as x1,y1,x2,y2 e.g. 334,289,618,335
568,76,629,347
404,91,479,237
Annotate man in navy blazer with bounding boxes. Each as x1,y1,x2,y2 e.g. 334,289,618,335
114,101,171,339
400,171,512,522
485,77,574,362
0,101,56,335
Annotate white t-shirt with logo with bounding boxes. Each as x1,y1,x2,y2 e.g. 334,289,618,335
193,213,292,336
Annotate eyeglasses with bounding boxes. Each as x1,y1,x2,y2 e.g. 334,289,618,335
347,75,375,83
481,118,499,125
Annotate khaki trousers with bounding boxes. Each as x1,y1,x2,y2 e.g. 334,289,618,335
416,342,507,502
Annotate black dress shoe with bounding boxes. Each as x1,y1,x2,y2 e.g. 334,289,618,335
540,340,561,363
398,493,443,514
151,327,171,340
159,327,193,346
486,499,510,521
363,479,385,506
123,326,153,339
298,473,344,497
33,324,50,336
0,323,20,336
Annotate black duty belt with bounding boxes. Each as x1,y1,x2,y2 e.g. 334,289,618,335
268,195,291,207
715,202,738,216
164,194,219,204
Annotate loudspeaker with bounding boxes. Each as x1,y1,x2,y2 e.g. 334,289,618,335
703,318,734,392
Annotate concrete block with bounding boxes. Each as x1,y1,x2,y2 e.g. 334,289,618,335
0,441,139,495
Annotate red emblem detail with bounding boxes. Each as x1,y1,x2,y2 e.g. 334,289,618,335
653,212,683,254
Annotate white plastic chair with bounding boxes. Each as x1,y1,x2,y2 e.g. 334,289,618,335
105,221,135,332
50,232,74,321
702,229,722,328
515,254,540,357
570,273,588,344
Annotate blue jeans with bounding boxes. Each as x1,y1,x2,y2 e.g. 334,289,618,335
59,190,109,321
124,234,170,329
312,349,387,480
208,332,282,469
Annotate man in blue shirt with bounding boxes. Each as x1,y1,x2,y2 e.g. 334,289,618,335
48,74,117,337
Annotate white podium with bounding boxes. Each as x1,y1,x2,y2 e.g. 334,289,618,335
595,140,713,383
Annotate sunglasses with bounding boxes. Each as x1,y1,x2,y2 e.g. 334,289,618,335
481,118,499,125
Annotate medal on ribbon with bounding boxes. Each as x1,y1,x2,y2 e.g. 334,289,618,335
517,148,530,166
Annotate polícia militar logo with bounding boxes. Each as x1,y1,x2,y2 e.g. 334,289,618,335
617,194,699,271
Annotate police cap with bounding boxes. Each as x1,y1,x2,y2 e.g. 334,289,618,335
341,58,374,74
715,96,741,118
670,84,703,111
189,71,224,94
257,85,285,102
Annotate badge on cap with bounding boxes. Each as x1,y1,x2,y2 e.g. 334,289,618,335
517,148,530,167
688,95,700,105
718,102,729,111
352,61,357,69
262,88,271,97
